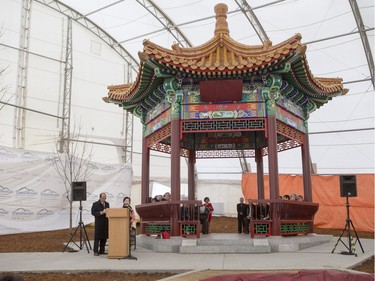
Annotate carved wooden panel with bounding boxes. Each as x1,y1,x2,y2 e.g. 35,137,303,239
146,124,171,147
276,121,304,143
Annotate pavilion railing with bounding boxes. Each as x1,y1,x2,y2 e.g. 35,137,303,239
135,200,202,238
135,199,318,238
248,199,319,237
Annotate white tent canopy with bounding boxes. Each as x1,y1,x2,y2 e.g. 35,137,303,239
0,0,373,180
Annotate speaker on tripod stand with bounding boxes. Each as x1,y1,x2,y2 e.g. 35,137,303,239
63,181,92,253
72,181,87,201
332,175,364,256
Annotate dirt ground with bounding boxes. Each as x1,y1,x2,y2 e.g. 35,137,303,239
0,216,373,281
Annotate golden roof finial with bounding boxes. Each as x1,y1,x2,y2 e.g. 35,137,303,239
214,3,229,36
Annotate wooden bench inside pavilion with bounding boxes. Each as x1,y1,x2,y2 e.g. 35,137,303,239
103,3,346,238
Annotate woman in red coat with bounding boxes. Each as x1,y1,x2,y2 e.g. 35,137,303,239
204,197,214,233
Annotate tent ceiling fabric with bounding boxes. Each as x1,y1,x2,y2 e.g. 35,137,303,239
57,0,373,175
2,0,372,176
59,0,374,86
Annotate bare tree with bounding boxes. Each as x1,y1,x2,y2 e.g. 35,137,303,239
0,28,12,111
0,66,10,110
51,126,94,231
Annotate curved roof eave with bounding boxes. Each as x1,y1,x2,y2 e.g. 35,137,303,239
103,3,347,111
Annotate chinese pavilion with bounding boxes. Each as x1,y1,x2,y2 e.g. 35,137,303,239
103,3,347,237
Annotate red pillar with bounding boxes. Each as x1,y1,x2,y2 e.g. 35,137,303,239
267,116,279,199
164,77,182,236
171,119,181,201
188,149,196,200
140,135,150,234
267,115,280,236
302,132,314,233
170,118,181,236
301,133,313,202
255,147,264,199
141,135,150,204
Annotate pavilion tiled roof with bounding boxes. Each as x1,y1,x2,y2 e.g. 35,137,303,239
104,83,132,102
104,3,347,112
142,30,300,74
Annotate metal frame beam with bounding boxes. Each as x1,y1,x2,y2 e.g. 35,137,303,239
238,150,251,173
122,61,134,163
78,0,125,19
348,0,374,88
34,0,139,71
136,0,193,47
59,17,73,153
234,0,270,44
34,0,137,157
14,0,32,149
122,0,285,44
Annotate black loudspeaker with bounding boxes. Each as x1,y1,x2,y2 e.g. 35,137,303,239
72,181,87,201
340,175,357,197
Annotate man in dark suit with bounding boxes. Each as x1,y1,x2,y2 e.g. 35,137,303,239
91,192,109,256
237,197,248,234
245,199,255,235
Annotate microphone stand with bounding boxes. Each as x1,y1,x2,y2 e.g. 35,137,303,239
123,204,137,260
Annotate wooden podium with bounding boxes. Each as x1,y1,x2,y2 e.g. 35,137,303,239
106,208,129,259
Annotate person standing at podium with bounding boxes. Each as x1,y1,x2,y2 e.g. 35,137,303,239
91,192,109,256
123,196,137,253
122,196,135,225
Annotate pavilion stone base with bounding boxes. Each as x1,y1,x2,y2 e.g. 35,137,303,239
136,233,333,254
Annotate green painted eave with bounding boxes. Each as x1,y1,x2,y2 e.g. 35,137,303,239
282,55,344,110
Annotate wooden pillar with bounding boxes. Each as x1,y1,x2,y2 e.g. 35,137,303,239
255,147,264,199
164,77,182,236
267,115,279,200
301,133,313,202
140,134,150,234
141,135,150,204
170,119,181,201
267,115,280,236
165,78,182,203
262,74,282,236
170,118,181,236
188,149,196,200
302,132,314,233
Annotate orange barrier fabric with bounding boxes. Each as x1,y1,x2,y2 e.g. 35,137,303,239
242,174,374,232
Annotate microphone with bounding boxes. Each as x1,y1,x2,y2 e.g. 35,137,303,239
123,204,133,212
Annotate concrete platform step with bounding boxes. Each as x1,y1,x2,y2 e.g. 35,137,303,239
136,233,333,254
180,244,271,254
197,238,254,246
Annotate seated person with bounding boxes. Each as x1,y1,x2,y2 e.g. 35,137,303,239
199,205,210,234
262,203,270,220
152,195,163,202
180,204,190,220
290,193,297,201
160,227,170,239
244,199,256,233
162,192,171,201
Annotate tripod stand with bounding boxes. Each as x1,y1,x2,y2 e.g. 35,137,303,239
63,200,92,253
331,196,364,257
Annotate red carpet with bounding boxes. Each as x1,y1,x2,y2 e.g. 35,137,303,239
201,270,374,281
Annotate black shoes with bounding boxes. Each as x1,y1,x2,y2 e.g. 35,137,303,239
94,249,107,256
